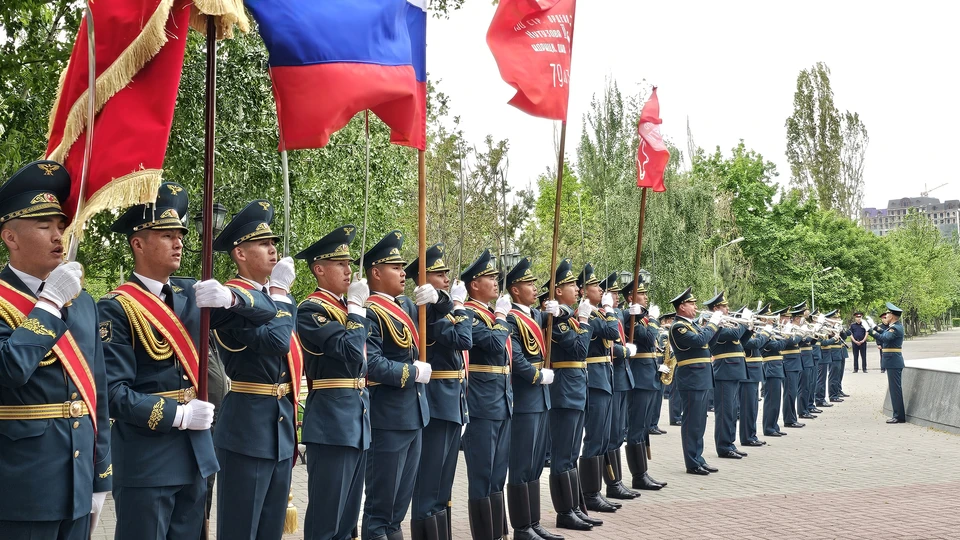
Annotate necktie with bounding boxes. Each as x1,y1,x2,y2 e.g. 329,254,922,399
161,284,175,311
37,282,44,295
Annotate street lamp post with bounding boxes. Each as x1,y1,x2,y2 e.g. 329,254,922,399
713,237,744,294
811,266,834,312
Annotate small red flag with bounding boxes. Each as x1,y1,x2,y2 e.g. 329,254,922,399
486,0,576,121
636,88,669,192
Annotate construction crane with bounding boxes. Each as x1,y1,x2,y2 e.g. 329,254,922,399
921,183,948,197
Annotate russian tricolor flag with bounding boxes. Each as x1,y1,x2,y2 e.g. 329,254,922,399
390,0,427,150
246,0,422,150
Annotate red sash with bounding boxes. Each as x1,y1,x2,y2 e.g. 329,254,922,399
509,308,546,354
0,279,98,433
112,283,200,391
366,294,420,349
466,299,512,367
226,279,304,401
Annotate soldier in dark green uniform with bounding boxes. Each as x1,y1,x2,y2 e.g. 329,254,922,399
869,303,906,424
703,292,751,460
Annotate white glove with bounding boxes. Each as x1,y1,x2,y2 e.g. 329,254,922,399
865,316,875,328
628,303,645,316
764,324,774,333
741,308,753,319
347,278,370,316
450,280,467,304
38,261,83,309
543,300,560,317
539,368,555,385
625,343,637,357
783,323,794,333
816,314,826,324
268,256,296,292
658,364,670,374
601,292,614,310
414,284,439,305
709,310,723,325
494,295,512,319
177,399,215,430
648,304,661,320
576,299,592,320
414,360,432,383
194,280,234,309
90,491,108,531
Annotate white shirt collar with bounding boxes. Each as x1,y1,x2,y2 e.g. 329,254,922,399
373,291,395,302
237,275,268,291
8,265,44,296
133,272,171,299
515,303,531,315
317,286,343,300
677,314,693,323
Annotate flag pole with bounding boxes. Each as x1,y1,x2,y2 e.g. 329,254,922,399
281,149,290,257
627,187,648,345
358,111,371,270
417,149,428,357
457,139,465,274
66,1,96,263
198,17,218,401
543,121,567,369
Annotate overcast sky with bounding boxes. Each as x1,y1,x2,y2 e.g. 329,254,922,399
426,0,960,210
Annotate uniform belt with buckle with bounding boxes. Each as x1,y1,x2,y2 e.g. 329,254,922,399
468,365,510,375
431,370,466,381
230,381,292,399
552,361,587,369
310,378,366,390
0,401,89,420
154,387,197,404
586,356,612,364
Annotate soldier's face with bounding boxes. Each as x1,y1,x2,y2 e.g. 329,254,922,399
131,229,184,276
469,275,499,302
635,291,648,307
426,271,449,291
678,300,696,318
0,216,66,277
718,305,729,315
371,263,405,297
555,283,578,306
313,260,351,296
234,238,277,281
583,283,602,305
510,280,536,306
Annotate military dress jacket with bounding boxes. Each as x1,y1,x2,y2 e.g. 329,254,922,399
548,306,592,411
798,336,815,369
608,308,633,393
839,329,850,359
669,316,720,392
297,289,371,450
425,306,472,425
0,267,112,521
584,307,619,395
711,325,751,381
812,341,825,365
505,304,550,414
627,313,658,391
364,292,453,431
869,322,904,369
760,337,787,379
781,335,802,372
464,300,513,421
741,330,770,383
214,282,297,461
98,274,277,488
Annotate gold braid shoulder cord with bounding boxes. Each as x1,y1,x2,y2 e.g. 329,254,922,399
115,295,173,361
513,319,541,357
0,297,57,367
367,303,413,349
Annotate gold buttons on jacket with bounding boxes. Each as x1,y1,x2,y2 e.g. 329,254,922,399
74,450,80,458
73,421,80,429
71,392,78,399
278,417,284,423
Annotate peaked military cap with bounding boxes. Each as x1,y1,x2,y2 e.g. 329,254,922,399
0,160,70,225
659,311,676,322
405,243,450,283
621,279,648,296
505,256,536,287
295,224,358,263
790,301,807,316
359,230,406,269
541,258,577,290
461,249,499,283
823,308,838,318
771,307,788,316
537,289,550,305
756,303,771,316
599,272,622,292
704,291,728,309
111,182,188,236
213,200,279,252
853,310,864,316
733,305,746,315
883,302,902,316
576,263,600,288
670,287,697,310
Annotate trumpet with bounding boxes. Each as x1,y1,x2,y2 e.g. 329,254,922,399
694,310,753,328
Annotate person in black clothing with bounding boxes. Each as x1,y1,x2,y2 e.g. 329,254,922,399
849,311,869,373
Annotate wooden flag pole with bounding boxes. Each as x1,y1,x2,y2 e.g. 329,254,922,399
281,149,290,257
198,17,217,401
543,121,567,369
627,187,648,345
418,149,428,357
66,1,96,262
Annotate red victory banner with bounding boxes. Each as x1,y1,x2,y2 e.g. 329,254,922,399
487,0,577,121
636,87,669,192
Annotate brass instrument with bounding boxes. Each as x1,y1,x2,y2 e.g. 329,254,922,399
659,337,675,385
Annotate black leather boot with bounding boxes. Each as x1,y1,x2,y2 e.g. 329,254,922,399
387,530,405,540
603,450,638,499
578,456,617,513
528,479,564,540
569,468,603,526
469,498,496,540
435,510,449,540
491,491,508,539
639,442,667,488
628,443,664,490
507,483,542,540
549,471,592,531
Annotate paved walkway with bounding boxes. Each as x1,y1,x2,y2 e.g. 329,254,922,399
94,329,960,539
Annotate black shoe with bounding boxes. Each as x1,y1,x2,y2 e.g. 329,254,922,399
512,526,543,540
718,450,742,459
572,508,602,526
816,401,834,408
839,392,850,397
652,426,666,433
743,440,765,447
648,428,665,435
599,493,621,510
863,370,869,373
605,481,637,500
776,431,788,436
734,450,748,457
784,422,805,428
700,464,719,473
686,467,710,475
810,408,823,413
881,370,886,373
829,398,844,403
532,523,564,540
632,473,664,491
886,418,906,424
799,413,817,419
853,370,859,373
764,431,782,437
556,510,592,531
669,421,681,426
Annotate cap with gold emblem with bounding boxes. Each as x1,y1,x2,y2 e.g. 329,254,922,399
599,272,622,293
0,160,70,225
461,249,499,283
882,302,902,317
541,258,576,290
295,224,358,263
110,181,188,236
756,303,771,316
576,263,600,288
659,311,677,323
621,279,648,296
213,200,280,252
670,286,697,310
704,291,728,310
359,230,406,269
405,243,450,283
505,256,536,287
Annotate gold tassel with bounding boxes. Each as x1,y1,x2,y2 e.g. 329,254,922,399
189,0,251,39
62,168,162,243
283,490,298,534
